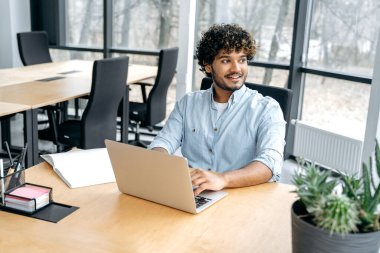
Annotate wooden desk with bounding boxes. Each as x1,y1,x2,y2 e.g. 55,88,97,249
0,162,295,253
0,60,158,87
0,102,33,167
0,102,30,117
0,61,158,165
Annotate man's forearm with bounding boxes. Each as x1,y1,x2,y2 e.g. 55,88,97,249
152,147,169,154
222,161,273,188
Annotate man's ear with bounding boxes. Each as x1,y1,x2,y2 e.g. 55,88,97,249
205,64,212,73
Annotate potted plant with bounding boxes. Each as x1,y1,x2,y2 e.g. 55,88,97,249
291,141,380,253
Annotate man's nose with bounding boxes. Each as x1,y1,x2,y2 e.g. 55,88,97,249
230,61,241,72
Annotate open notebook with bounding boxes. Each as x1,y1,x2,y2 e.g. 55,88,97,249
41,148,115,188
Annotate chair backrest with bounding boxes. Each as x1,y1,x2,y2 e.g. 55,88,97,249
146,47,179,125
200,77,293,128
17,31,52,66
81,57,129,148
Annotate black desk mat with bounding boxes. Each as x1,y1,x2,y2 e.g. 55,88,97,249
0,202,79,223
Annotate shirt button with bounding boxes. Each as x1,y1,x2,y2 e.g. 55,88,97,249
214,128,218,132
209,149,212,153
208,169,212,171
192,128,195,132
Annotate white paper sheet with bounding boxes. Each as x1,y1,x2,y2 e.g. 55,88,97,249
41,148,115,188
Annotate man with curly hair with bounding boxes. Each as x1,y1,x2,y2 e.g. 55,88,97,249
149,24,285,196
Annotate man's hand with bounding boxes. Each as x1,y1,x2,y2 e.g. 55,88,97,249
190,169,227,196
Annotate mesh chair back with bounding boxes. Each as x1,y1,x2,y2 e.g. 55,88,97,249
147,47,179,125
200,77,293,126
81,57,129,148
17,31,52,66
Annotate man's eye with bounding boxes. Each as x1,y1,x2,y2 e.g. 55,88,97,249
221,60,229,64
240,58,247,63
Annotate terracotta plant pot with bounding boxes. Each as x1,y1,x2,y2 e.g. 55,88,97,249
291,200,380,253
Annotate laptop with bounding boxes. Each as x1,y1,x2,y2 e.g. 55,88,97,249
105,140,227,214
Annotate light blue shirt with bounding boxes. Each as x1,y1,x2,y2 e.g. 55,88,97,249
148,84,286,182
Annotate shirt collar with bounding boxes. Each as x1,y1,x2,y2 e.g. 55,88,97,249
209,83,247,107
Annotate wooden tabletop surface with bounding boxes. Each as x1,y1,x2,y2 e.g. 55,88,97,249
0,60,157,88
0,61,158,109
0,162,296,253
0,102,31,117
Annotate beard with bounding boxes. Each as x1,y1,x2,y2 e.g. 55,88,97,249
212,71,246,92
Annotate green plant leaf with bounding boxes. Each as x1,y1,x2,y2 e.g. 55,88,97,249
341,175,360,202
362,163,372,209
368,184,380,213
376,140,380,178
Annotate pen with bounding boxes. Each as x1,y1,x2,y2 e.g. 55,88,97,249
18,143,27,170
4,141,14,168
8,144,27,190
14,145,27,171
0,159,5,206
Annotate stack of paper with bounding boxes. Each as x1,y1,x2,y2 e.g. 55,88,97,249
41,148,115,188
5,184,51,212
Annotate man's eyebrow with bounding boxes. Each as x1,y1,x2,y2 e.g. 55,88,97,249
216,54,230,59
216,53,248,59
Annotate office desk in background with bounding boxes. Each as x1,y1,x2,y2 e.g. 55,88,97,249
0,102,33,167
0,162,295,253
0,61,158,165
0,60,158,87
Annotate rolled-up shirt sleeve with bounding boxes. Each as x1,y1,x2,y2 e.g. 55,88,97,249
252,101,286,182
148,100,184,154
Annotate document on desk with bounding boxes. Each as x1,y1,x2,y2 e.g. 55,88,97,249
41,148,115,188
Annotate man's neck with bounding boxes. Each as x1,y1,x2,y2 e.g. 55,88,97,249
213,86,232,103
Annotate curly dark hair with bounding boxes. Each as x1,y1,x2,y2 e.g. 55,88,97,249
196,23,256,76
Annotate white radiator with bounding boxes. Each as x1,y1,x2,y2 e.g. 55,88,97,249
292,120,363,175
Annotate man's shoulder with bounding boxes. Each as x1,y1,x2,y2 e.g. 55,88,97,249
181,89,210,101
244,89,281,110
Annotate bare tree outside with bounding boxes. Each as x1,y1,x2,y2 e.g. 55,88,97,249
262,0,290,85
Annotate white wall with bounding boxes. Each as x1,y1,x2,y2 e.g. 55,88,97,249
0,0,30,68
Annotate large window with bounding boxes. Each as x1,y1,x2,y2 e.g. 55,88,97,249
306,0,379,76
301,0,380,136
302,74,370,138
65,0,104,49
112,0,179,50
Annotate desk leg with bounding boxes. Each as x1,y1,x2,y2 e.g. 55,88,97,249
23,110,34,168
121,86,129,143
1,116,12,149
30,109,39,166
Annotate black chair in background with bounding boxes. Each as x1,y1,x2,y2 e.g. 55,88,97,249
46,57,129,151
17,31,52,65
1,31,54,150
127,47,179,147
16,31,68,144
200,77,293,136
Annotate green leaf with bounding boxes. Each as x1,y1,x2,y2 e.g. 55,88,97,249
341,175,359,201
376,140,380,178
368,185,380,213
362,163,372,210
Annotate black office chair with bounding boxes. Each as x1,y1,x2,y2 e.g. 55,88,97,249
127,47,179,147
46,57,129,151
200,77,293,135
17,31,52,65
16,31,68,144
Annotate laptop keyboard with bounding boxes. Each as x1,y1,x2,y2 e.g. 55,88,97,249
195,195,212,208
